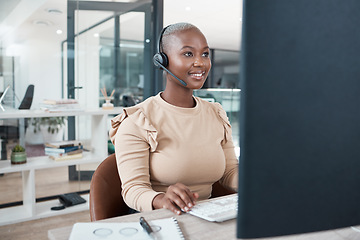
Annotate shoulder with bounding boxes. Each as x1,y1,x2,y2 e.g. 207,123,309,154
109,96,158,143
195,96,230,123
195,96,233,143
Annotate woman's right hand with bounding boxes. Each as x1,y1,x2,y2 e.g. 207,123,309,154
152,183,199,215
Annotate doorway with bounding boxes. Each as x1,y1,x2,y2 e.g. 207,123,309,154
64,0,159,180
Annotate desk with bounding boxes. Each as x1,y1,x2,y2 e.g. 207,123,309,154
48,203,360,240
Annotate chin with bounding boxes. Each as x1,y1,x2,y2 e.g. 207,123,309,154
188,80,206,89
190,83,206,90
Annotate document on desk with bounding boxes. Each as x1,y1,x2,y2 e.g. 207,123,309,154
69,217,184,240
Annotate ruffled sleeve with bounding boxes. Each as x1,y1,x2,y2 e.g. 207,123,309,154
109,107,158,152
213,102,233,145
109,104,162,211
212,102,238,192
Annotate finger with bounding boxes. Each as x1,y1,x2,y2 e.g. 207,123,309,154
176,183,199,206
162,199,182,215
172,194,191,212
170,185,197,210
164,189,189,212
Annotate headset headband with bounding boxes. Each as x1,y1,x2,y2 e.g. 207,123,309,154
157,25,170,54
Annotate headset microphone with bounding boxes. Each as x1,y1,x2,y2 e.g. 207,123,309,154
153,25,187,86
153,57,187,86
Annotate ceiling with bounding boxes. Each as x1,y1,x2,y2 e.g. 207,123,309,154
0,0,21,23
164,0,242,50
0,0,242,51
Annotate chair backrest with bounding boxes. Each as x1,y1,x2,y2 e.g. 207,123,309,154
89,153,236,221
89,153,130,221
18,84,34,110
211,180,236,199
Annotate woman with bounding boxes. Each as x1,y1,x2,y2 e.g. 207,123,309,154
110,22,238,215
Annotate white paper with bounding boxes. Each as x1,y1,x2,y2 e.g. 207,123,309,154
69,217,184,240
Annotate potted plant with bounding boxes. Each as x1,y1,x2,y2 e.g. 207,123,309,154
11,144,27,164
31,117,66,143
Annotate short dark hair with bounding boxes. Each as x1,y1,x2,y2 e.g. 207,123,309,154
161,22,202,53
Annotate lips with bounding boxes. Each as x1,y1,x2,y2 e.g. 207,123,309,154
189,71,206,79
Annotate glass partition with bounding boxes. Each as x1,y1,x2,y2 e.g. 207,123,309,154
0,55,16,108
98,13,145,107
0,0,152,211
211,49,240,89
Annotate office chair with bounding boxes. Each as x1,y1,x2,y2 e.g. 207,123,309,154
18,84,34,109
0,85,35,159
89,153,236,221
89,153,129,221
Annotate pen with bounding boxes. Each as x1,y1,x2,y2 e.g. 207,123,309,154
139,216,157,239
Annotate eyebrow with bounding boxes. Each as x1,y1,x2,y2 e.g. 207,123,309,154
180,45,210,51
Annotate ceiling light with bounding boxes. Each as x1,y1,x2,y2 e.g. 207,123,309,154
56,29,63,35
94,33,100,38
46,8,63,15
33,20,52,27
185,7,191,11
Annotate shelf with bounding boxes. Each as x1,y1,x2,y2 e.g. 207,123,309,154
0,194,89,226
0,107,122,119
0,206,33,225
0,108,120,225
0,152,105,174
36,194,90,219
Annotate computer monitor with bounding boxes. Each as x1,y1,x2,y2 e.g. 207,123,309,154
237,0,360,238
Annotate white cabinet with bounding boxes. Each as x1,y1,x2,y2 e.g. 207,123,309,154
0,108,122,225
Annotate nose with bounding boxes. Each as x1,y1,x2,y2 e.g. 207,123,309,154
193,57,205,67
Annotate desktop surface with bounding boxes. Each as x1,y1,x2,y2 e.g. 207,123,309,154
47,196,360,240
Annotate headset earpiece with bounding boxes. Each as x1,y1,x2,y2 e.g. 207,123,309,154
152,25,187,86
153,52,168,68
153,25,170,69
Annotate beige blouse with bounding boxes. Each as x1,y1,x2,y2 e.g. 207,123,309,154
109,93,238,211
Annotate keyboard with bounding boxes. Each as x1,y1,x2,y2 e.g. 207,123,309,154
188,194,237,222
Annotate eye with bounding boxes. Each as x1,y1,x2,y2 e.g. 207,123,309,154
202,52,210,58
184,52,193,57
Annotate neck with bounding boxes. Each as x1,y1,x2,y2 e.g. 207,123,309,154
161,88,195,108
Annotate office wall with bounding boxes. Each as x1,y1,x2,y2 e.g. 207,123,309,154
20,38,63,107
1,0,65,108
1,37,62,109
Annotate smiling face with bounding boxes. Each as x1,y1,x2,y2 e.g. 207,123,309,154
163,28,211,89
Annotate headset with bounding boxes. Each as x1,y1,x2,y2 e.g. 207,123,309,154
152,25,187,86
